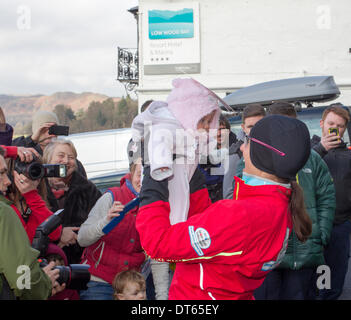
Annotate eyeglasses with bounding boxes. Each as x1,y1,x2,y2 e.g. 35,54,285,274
244,134,286,157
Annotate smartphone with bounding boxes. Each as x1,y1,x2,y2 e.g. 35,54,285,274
328,127,340,142
48,125,69,136
328,127,339,136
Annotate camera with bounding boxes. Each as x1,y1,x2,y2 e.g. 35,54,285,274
32,209,90,291
14,157,67,180
38,259,90,291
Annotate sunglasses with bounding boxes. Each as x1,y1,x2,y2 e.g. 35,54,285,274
244,134,286,157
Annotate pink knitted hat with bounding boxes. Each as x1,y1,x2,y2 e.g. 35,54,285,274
166,78,230,131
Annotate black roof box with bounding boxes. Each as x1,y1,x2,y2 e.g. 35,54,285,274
222,76,340,110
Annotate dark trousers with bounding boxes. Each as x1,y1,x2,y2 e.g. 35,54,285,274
319,220,351,300
254,268,316,300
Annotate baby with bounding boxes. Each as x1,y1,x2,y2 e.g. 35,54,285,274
113,269,146,300
131,78,230,225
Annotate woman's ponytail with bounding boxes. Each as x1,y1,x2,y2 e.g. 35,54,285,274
289,180,312,242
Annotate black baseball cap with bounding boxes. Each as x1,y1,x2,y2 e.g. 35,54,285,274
249,115,311,180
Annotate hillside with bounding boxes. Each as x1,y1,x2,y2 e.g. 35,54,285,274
0,92,121,127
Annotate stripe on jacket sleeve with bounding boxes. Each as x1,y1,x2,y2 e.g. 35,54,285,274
199,263,204,290
235,182,240,200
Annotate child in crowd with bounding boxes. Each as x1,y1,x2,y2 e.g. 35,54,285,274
113,269,146,300
46,243,80,300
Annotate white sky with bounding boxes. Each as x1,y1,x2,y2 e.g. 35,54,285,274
0,0,139,97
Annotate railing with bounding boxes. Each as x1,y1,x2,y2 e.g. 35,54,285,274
117,47,138,94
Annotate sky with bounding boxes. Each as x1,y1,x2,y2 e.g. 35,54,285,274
0,0,139,97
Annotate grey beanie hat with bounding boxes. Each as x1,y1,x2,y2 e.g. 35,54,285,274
32,111,59,134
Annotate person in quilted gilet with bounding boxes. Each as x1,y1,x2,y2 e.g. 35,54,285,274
78,158,145,300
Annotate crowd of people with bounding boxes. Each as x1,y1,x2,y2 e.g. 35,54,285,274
0,77,350,301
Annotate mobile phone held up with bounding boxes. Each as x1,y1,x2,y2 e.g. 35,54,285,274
328,127,339,136
49,125,69,136
328,127,340,141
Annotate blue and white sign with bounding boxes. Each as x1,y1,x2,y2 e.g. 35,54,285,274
148,8,194,40
142,2,200,75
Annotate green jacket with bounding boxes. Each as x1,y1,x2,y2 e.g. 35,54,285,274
278,150,335,269
0,197,52,299
235,150,335,269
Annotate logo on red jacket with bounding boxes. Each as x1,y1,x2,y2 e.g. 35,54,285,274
189,226,211,256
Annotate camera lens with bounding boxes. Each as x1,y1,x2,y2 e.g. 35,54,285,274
55,266,71,285
55,264,90,290
27,162,45,180
69,264,90,291
14,158,45,180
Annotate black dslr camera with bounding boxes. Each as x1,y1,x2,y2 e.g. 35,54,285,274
14,157,67,180
32,209,90,291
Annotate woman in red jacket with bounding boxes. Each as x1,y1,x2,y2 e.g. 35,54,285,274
136,115,313,300
4,164,62,244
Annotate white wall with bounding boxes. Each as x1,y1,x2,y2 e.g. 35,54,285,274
137,0,351,107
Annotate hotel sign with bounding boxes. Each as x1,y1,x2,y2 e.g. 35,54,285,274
142,2,200,75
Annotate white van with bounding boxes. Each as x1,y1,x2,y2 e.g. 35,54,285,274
68,127,132,179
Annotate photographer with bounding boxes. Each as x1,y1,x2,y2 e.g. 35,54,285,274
12,111,59,155
0,106,40,161
12,110,87,178
4,156,62,244
43,138,101,264
0,146,64,299
0,107,13,146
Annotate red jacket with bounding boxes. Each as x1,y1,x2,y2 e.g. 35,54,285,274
10,190,62,244
82,174,145,284
136,177,292,300
1,145,17,158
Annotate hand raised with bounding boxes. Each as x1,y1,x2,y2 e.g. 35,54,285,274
17,147,41,163
321,132,341,151
107,201,124,222
32,122,56,142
